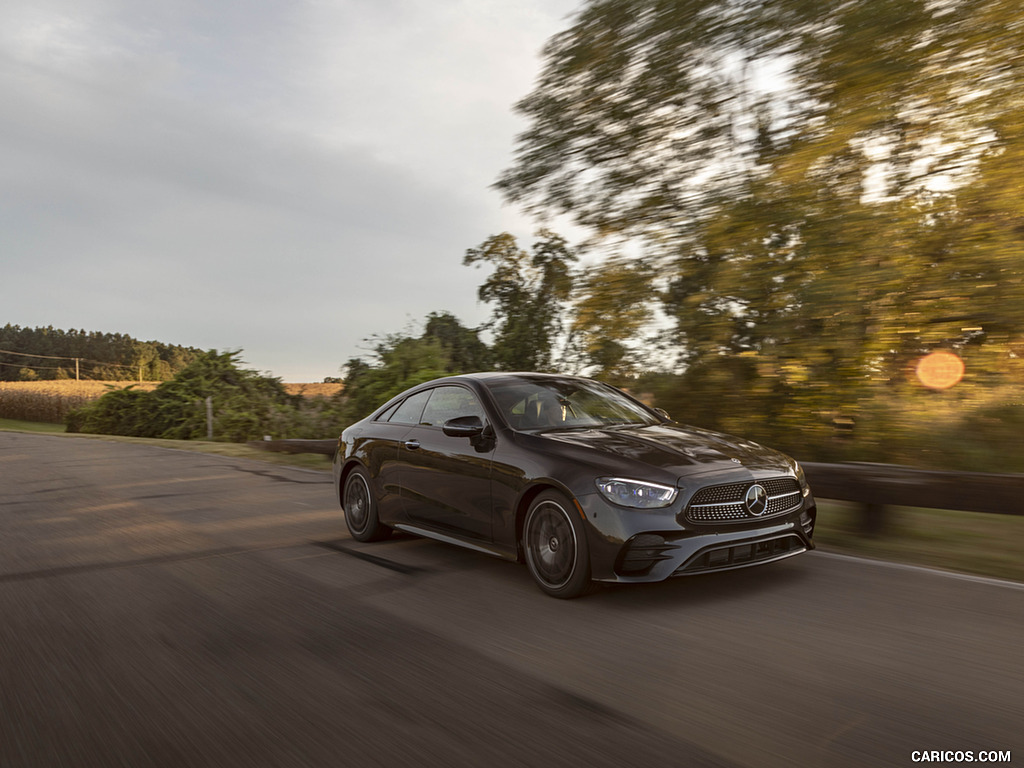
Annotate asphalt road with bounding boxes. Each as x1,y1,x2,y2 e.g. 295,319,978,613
1,432,1021,768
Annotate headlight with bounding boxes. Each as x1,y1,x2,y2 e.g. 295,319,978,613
596,477,678,509
794,462,810,497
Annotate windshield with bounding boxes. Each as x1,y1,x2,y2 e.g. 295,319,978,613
485,376,660,432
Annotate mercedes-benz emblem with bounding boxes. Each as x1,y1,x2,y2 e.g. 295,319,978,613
744,484,768,516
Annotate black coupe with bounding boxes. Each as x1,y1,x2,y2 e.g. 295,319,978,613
332,372,815,598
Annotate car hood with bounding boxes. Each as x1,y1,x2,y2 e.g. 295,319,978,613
536,422,793,478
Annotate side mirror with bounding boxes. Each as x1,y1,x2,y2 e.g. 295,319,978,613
443,415,485,438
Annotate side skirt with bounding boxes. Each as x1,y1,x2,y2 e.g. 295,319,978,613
393,524,518,562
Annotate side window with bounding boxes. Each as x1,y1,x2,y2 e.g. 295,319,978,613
419,386,485,427
387,389,432,424
376,400,402,422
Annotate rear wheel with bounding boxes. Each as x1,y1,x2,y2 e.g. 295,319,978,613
342,467,392,542
523,491,593,599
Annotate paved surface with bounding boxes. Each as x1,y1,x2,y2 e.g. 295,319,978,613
1,432,1021,767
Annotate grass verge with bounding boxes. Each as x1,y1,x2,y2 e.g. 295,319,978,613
0,418,68,434
815,500,1024,583
0,421,333,471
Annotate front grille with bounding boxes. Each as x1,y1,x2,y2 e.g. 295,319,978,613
686,477,802,523
674,533,806,575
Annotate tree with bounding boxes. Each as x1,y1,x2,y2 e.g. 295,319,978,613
570,255,657,380
67,350,300,441
0,323,202,381
422,311,492,373
497,0,814,241
463,230,576,371
499,0,1024,453
335,311,496,424
339,332,453,423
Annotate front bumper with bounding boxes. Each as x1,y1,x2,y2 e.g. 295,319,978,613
577,490,816,583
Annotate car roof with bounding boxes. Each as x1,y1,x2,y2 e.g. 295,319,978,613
440,371,586,382
391,371,597,401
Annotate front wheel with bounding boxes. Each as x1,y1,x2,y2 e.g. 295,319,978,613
342,467,392,542
523,491,593,599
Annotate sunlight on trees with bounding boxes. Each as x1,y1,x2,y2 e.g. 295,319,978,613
495,0,1024,469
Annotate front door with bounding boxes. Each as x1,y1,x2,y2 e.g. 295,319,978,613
399,385,494,541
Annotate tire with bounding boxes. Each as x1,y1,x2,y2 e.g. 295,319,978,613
342,467,392,542
523,490,593,599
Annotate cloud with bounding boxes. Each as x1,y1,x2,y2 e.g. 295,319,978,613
0,0,580,381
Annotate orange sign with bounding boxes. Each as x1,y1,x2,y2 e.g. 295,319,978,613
916,351,965,390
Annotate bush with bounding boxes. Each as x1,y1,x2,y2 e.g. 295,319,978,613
66,351,318,442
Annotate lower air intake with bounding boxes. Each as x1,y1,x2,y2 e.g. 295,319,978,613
674,533,806,576
616,534,675,576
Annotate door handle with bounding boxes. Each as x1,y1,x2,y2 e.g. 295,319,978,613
404,440,420,450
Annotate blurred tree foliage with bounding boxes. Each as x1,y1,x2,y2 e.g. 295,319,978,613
0,324,201,381
498,0,1024,461
337,313,490,423
570,254,658,381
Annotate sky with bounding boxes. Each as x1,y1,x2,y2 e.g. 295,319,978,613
1,0,583,382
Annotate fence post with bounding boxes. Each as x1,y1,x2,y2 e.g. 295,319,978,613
205,396,213,440
861,502,887,537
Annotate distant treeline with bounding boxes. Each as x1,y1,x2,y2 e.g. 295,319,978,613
0,324,203,382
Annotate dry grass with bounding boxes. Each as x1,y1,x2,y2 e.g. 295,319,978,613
0,380,160,423
283,382,343,398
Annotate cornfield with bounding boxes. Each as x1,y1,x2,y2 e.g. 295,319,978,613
0,380,342,423
0,381,161,423
282,382,343,398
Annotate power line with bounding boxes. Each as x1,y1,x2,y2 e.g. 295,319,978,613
0,347,139,372
0,359,68,371
0,359,131,375
0,348,72,361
